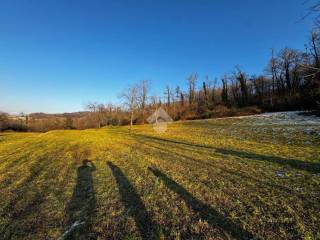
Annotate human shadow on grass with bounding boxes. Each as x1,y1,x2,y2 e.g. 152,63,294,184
107,162,158,240
63,160,97,240
148,167,254,240
135,134,320,173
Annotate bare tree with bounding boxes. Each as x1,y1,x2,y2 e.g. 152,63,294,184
138,80,150,124
252,75,268,105
278,48,295,93
0,112,8,131
86,102,106,128
180,91,185,106
269,49,277,97
203,77,209,108
164,85,172,106
173,86,179,103
121,85,139,131
235,67,249,106
187,73,198,105
306,1,320,26
309,30,320,67
211,78,217,106
221,75,229,106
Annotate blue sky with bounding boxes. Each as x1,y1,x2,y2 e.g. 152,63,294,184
0,0,315,113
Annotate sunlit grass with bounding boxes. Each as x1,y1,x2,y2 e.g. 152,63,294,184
0,117,319,239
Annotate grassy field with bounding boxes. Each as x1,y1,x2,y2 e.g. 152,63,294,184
0,114,320,240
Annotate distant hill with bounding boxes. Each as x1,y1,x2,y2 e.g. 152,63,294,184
29,111,90,119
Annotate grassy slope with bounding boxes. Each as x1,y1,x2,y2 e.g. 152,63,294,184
0,117,319,240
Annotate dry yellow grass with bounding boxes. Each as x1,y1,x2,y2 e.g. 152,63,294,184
0,116,319,239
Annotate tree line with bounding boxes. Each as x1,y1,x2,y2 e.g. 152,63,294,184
1,21,320,132
89,26,320,130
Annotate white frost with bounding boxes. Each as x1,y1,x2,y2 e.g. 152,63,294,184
59,220,85,240
227,111,320,126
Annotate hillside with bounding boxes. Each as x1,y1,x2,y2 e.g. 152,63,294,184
0,113,319,239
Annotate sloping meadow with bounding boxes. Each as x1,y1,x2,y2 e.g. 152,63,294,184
0,113,319,239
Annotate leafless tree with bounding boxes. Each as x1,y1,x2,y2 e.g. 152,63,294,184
120,85,139,131
235,67,249,106
221,75,229,106
306,1,320,26
0,112,8,131
252,75,268,105
202,77,209,108
174,86,181,103
278,48,297,93
187,73,198,104
164,85,173,106
308,30,320,67
138,80,150,124
86,102,106,128
210,78,217,106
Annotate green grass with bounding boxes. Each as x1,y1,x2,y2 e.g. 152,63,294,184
0,117,319,239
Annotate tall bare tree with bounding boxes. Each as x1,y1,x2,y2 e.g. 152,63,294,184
211,78,217,106
86,102,106,128
187,73,198,105
221,75,229,106
164,85,172,106
138,80,149,124
175,86,181,103
203,77,209,108
235,67,249,106
121,85,139,131
309,30,320,68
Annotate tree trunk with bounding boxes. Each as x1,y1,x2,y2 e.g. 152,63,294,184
130,110,133,131
142,111,144,125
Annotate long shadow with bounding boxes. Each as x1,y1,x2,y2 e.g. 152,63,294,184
149,167,255,240
134,133,320,173
135,139,317,208
63,160,97,240
0,141,46,172
221,168,319,209
1,158,51,239
1,152,55,217
107,162,158,240
133,133,214,150
134,139,216,169
216,149,320,173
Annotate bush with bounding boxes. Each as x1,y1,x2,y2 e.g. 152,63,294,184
232,106,262,116
210,105,231,118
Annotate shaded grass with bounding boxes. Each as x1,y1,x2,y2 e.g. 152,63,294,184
216,148,320,173
149,167,254,239
63,160,97,240
133,133,320,173
107,161,159,240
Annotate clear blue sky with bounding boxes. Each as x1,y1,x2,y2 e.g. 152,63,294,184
0,0,315,113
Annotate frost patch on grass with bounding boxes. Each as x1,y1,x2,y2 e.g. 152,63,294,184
211,111,320,126
250,111,320,126
276,170,285,178
59,221,85,240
